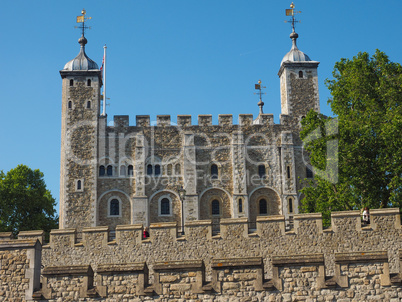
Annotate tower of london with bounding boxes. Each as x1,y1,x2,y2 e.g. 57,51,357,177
2,7,402,302
59,15,319,234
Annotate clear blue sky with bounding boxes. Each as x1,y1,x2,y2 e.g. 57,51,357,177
1,1,401,214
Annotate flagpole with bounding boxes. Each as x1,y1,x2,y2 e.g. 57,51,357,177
102,44,107,116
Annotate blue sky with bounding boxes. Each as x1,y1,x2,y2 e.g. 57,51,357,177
0,0,401,214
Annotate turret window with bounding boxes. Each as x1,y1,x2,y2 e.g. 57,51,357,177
287,166,291,179
147,164,153,176
69,79,74,87
299,71,303,78
75,179,84,192
107,165,113,176
211,199,220,215
108,198,121,217
289,198,294,213
128,165,133,176
238,198,243,213
160,198,171,215
155,164,161,176
211,164,218,179
258,165,266,179
87,101,91,109
259,199,267,215
87,79,91,86
99,165,105,176
68,101,72,109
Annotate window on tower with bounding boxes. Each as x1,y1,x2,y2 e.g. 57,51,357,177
160,198,170,215
258,165,266,179
155,164,161,176
69,79,74,87
299,71,303,78
87,101,91,109
259,199,267,215
99,165,105,176
68,101,72,109
211,164,218,179
109,199,120,216
128,165,133,176
87,79,91,86
212,199,220,215
107,165,113,176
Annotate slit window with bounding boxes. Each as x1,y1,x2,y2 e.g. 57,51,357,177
289,198,293,213
77,180,82,190
238,199,243,213
211,164,218,179
69,79,74,87
299,71,303,78
110,199,120,216
128,165,133,176
160,198,170,215
212,199,220,215
99,165,105,176
87,79,91,86
259,199,267,215
287,166,291,179
87,101,91,109
258,165,266,179
107,165,113,176
68,101,72,109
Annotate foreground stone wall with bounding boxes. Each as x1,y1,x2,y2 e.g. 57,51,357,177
1,209,402,301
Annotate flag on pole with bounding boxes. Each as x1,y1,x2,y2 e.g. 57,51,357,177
100,54,105,72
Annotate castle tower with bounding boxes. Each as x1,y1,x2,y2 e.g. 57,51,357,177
278,28,320,119
59,33,102,230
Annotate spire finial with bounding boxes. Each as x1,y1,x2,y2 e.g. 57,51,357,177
254,80,266,114
75,9,92,46
285,3,301,50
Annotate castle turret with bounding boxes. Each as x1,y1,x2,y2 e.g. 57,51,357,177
59,32,102,230
278,28,320,119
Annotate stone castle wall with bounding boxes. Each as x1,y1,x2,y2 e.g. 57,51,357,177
1,209,402,301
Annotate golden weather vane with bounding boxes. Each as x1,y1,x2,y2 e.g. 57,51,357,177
75,9,93,36
254,80,266,114
284,2,302,32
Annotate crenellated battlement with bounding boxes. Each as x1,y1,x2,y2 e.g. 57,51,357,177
110,113,280,128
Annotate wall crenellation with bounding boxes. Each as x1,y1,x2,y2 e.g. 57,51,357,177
113,113,279,128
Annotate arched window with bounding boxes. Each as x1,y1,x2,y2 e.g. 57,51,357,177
77,180,82,190
128,165,133,176
155,164,161,176
212,199,220,215
160,198,170,215
299,71,303,78
107,165,113,176
306,167,313,178
87,79,91,86
238,198,243,213
87,101,91,109
69,79,74,87
99,165,105,176
120,165,126,176
258,165,266,179
289,198,293,213
211,164,218,179
147,164,153,176
259,199,267,215
287,166,291,179
110,199,120,216
175,164,181,175
167,164,172,176
68,101,72,109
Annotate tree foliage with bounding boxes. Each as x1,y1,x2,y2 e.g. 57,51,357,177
0,164,58,234
300,50,402,223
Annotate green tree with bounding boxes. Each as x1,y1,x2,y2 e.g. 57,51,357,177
0,164,58,234
300,50,402,224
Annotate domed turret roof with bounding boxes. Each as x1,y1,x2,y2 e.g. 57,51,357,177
281,32,311,65
63,35,99,71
